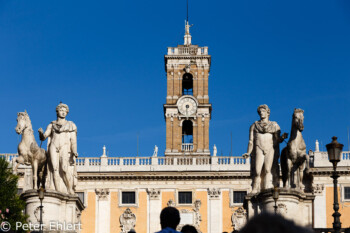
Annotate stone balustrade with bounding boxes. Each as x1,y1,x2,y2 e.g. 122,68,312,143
1,153,250,172
167,46,208,55
75,155,250,172
0,153,17,163
3,150,349,172
311,151,350,167
182,143,194,152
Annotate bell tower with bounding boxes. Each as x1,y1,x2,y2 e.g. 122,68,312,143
164,20,212,156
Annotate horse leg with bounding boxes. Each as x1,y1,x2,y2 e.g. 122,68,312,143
32,159,38,190
38,150,47,188
12,157,18,174
291,162,297,188
298,161,305,190
286,158,292,188
13,156,24,175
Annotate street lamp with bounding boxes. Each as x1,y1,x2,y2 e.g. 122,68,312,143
326,136,344,233
38,187,45,233
273,187,279,215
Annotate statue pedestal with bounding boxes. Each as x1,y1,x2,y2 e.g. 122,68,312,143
244,188,315,227
21,189,84,233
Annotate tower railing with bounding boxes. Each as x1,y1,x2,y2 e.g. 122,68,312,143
167,46,208,55
182,143,194,152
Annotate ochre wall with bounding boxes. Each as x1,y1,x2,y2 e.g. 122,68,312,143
81,192,96,233
222,191,234,233
197,191,208,233
110,192,119,233
326,187,350,228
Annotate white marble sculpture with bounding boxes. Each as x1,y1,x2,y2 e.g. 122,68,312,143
213,144,217,157
281,108,309,189
152,145,158,157
120,208,136,233
231,207,247,231
38,103,78,194
243,105,287,193
14,111,47,189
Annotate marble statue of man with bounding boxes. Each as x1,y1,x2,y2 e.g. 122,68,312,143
213,144,217,157
38,103,77,194
243,105,287,193
153,145,158,157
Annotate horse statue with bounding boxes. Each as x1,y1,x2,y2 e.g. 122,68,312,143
281,108,309,189
14,111,47,189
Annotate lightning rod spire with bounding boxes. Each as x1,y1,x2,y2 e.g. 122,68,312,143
184,0,192,45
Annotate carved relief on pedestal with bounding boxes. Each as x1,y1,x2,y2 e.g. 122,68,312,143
231,207,247,231
277,203,288,216
95,188,110,201
312,184,324,195
34,206,44,222
208,188,221,199
167,199,175,207
120,208,136,233
147,188,160,200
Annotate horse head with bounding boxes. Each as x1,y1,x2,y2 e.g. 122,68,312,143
292,108,304,132
15,111,31,134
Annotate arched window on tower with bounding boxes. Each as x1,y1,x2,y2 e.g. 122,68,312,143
182,73,193,95
182,120,193,152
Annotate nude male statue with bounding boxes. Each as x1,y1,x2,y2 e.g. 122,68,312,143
243,105,287,193
38,103,77,194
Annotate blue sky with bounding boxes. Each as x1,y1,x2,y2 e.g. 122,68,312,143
0,0,349,157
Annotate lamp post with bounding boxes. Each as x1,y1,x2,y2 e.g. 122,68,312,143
273,187,279,215
38,187,45,233
326,136,344,233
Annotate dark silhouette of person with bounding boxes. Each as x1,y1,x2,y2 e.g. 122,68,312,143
238,213,312,233
156,207,182,233
181,225,198,233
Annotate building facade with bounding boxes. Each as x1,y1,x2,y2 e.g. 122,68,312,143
4,20,350,233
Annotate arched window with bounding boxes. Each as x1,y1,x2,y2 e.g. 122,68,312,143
182,73,193,95
182,120,193,143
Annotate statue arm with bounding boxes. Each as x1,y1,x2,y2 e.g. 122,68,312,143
274,124,288,143
243,124,254,158
70,124,78,157
38,124,52,141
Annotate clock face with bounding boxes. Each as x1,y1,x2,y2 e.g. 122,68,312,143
177,97,197,116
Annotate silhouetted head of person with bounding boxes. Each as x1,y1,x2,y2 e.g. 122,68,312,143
160,207,181,230
239,213,312,233
181,225,198,233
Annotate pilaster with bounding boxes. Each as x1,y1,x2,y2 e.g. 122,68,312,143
208,188,222,233
147,189,161,233
95,188,110,233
